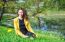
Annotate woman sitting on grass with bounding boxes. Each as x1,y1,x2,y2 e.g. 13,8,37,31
14,8,36,38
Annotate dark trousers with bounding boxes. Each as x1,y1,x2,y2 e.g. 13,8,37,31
25,32,36,38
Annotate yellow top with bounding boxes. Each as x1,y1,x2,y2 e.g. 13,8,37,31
13,17,35,38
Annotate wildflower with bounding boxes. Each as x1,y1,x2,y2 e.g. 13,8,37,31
7,28,12,32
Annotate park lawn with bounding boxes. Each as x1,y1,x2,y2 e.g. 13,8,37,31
0,26,65,42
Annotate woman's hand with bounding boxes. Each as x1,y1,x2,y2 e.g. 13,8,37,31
23,35,29,38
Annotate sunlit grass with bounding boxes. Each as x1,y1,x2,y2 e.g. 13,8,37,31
0,26,65,42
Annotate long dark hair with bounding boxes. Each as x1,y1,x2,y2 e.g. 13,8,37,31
17,8,28,20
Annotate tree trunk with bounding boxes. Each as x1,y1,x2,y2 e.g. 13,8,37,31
0,2,5,25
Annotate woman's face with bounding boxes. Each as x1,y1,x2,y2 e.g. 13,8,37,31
18,10,23,17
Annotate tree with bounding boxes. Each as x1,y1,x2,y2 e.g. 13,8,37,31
0,0,16,25
0,0,7,25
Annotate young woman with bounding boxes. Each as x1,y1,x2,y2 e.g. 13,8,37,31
14,8,36,38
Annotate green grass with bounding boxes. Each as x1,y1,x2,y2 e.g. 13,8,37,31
0,26,65,42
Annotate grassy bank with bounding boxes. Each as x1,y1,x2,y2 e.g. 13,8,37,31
0,26,65,42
